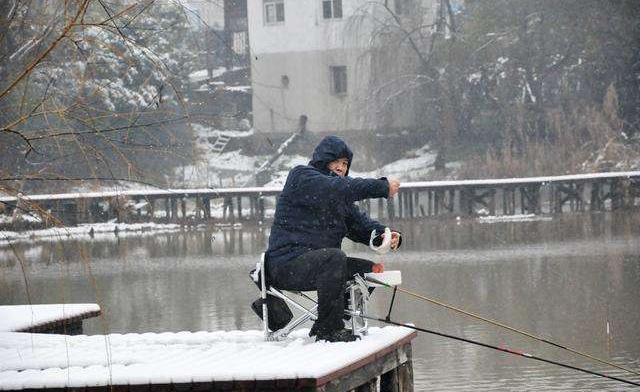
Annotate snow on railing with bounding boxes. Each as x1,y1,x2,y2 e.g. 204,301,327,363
1,171,638,203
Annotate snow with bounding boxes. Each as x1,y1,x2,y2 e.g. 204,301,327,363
188,66,247,83
223,85,251,93
351,143,439,180
0,187,283,204
0,222,182,245
192,123,254,139
0,326,414,389
1,171,638,206
477,214,553,223
406,171,640,188
0,304,100,332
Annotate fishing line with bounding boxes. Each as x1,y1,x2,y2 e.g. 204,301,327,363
368,277,640,378
362,314,640,388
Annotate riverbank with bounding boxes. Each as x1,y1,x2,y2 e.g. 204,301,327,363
0,222,184,245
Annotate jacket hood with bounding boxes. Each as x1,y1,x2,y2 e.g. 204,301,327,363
309,136,353,175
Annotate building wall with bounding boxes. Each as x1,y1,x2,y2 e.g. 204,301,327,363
248,0,438,134
251,48,374,133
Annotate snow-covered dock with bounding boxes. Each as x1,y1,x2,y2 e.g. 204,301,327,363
0,304,101,334
0,327,416,391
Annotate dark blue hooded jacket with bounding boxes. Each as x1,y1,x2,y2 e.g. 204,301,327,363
266,136,389,266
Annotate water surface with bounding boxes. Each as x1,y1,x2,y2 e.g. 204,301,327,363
1,212,639,391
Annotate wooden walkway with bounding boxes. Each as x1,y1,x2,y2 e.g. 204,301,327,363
0,327,417,392
0,304,101,334
1,171,638,227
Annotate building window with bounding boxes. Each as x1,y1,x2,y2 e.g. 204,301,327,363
264,0,284,24
322,0,342,19
330,66,347,95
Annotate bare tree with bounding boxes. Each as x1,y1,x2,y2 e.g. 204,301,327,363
0,0,202,200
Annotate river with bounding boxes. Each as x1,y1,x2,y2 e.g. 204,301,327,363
1,212,639,391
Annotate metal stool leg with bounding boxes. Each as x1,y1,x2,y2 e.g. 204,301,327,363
259,254,270,340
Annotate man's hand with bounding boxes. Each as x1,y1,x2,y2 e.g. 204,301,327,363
388,178,400,198
390,231,401,250
380,230,401,250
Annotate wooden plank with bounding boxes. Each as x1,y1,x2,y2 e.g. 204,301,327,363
16,310,101,335
315,334,416,388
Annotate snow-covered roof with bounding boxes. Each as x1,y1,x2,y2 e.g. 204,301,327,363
0,304,101,332
0,326,415,390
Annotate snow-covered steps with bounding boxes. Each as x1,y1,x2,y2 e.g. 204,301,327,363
0,326,416,391
0,304,101,334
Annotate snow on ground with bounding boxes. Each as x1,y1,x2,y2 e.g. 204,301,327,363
178,149,263,187
262,154,309,187
192,123,253,139
0,304,100,332
68,181,159,194
0,222,182,245
0,326,414,389
209,149,260,171
477,214,553,223
180,140,443,188
223,85,251,93
188,66,246,84
351,143,441,181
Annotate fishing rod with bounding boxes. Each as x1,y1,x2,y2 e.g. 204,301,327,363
362,314,640,388
367,277,640,378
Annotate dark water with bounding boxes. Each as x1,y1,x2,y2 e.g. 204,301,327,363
1,212,639,391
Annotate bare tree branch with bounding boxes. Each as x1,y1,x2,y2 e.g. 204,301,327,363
0,0,90,102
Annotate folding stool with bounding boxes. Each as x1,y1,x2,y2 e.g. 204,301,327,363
250,253,401,341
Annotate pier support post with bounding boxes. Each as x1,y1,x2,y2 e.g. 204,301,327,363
258,195,265,223
203,197,211,219
380,344,414,392
355,379,377,391
195,197,202,220
180,198,187,220
147,198,155,221
171,198,178,221
611,179,625,210
387,198,395,221
520,185,541,214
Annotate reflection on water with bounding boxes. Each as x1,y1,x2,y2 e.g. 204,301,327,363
1,212,640,391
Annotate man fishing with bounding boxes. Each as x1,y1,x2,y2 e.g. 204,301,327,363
264,135,402,342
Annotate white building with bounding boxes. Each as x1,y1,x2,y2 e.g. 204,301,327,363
247,0,439,134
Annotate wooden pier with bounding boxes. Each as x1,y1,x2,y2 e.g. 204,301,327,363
0,304,101,335
0,327,417,392
375,171,640,221
1,171,638,228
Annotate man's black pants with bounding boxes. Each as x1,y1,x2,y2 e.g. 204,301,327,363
267,248,373,335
